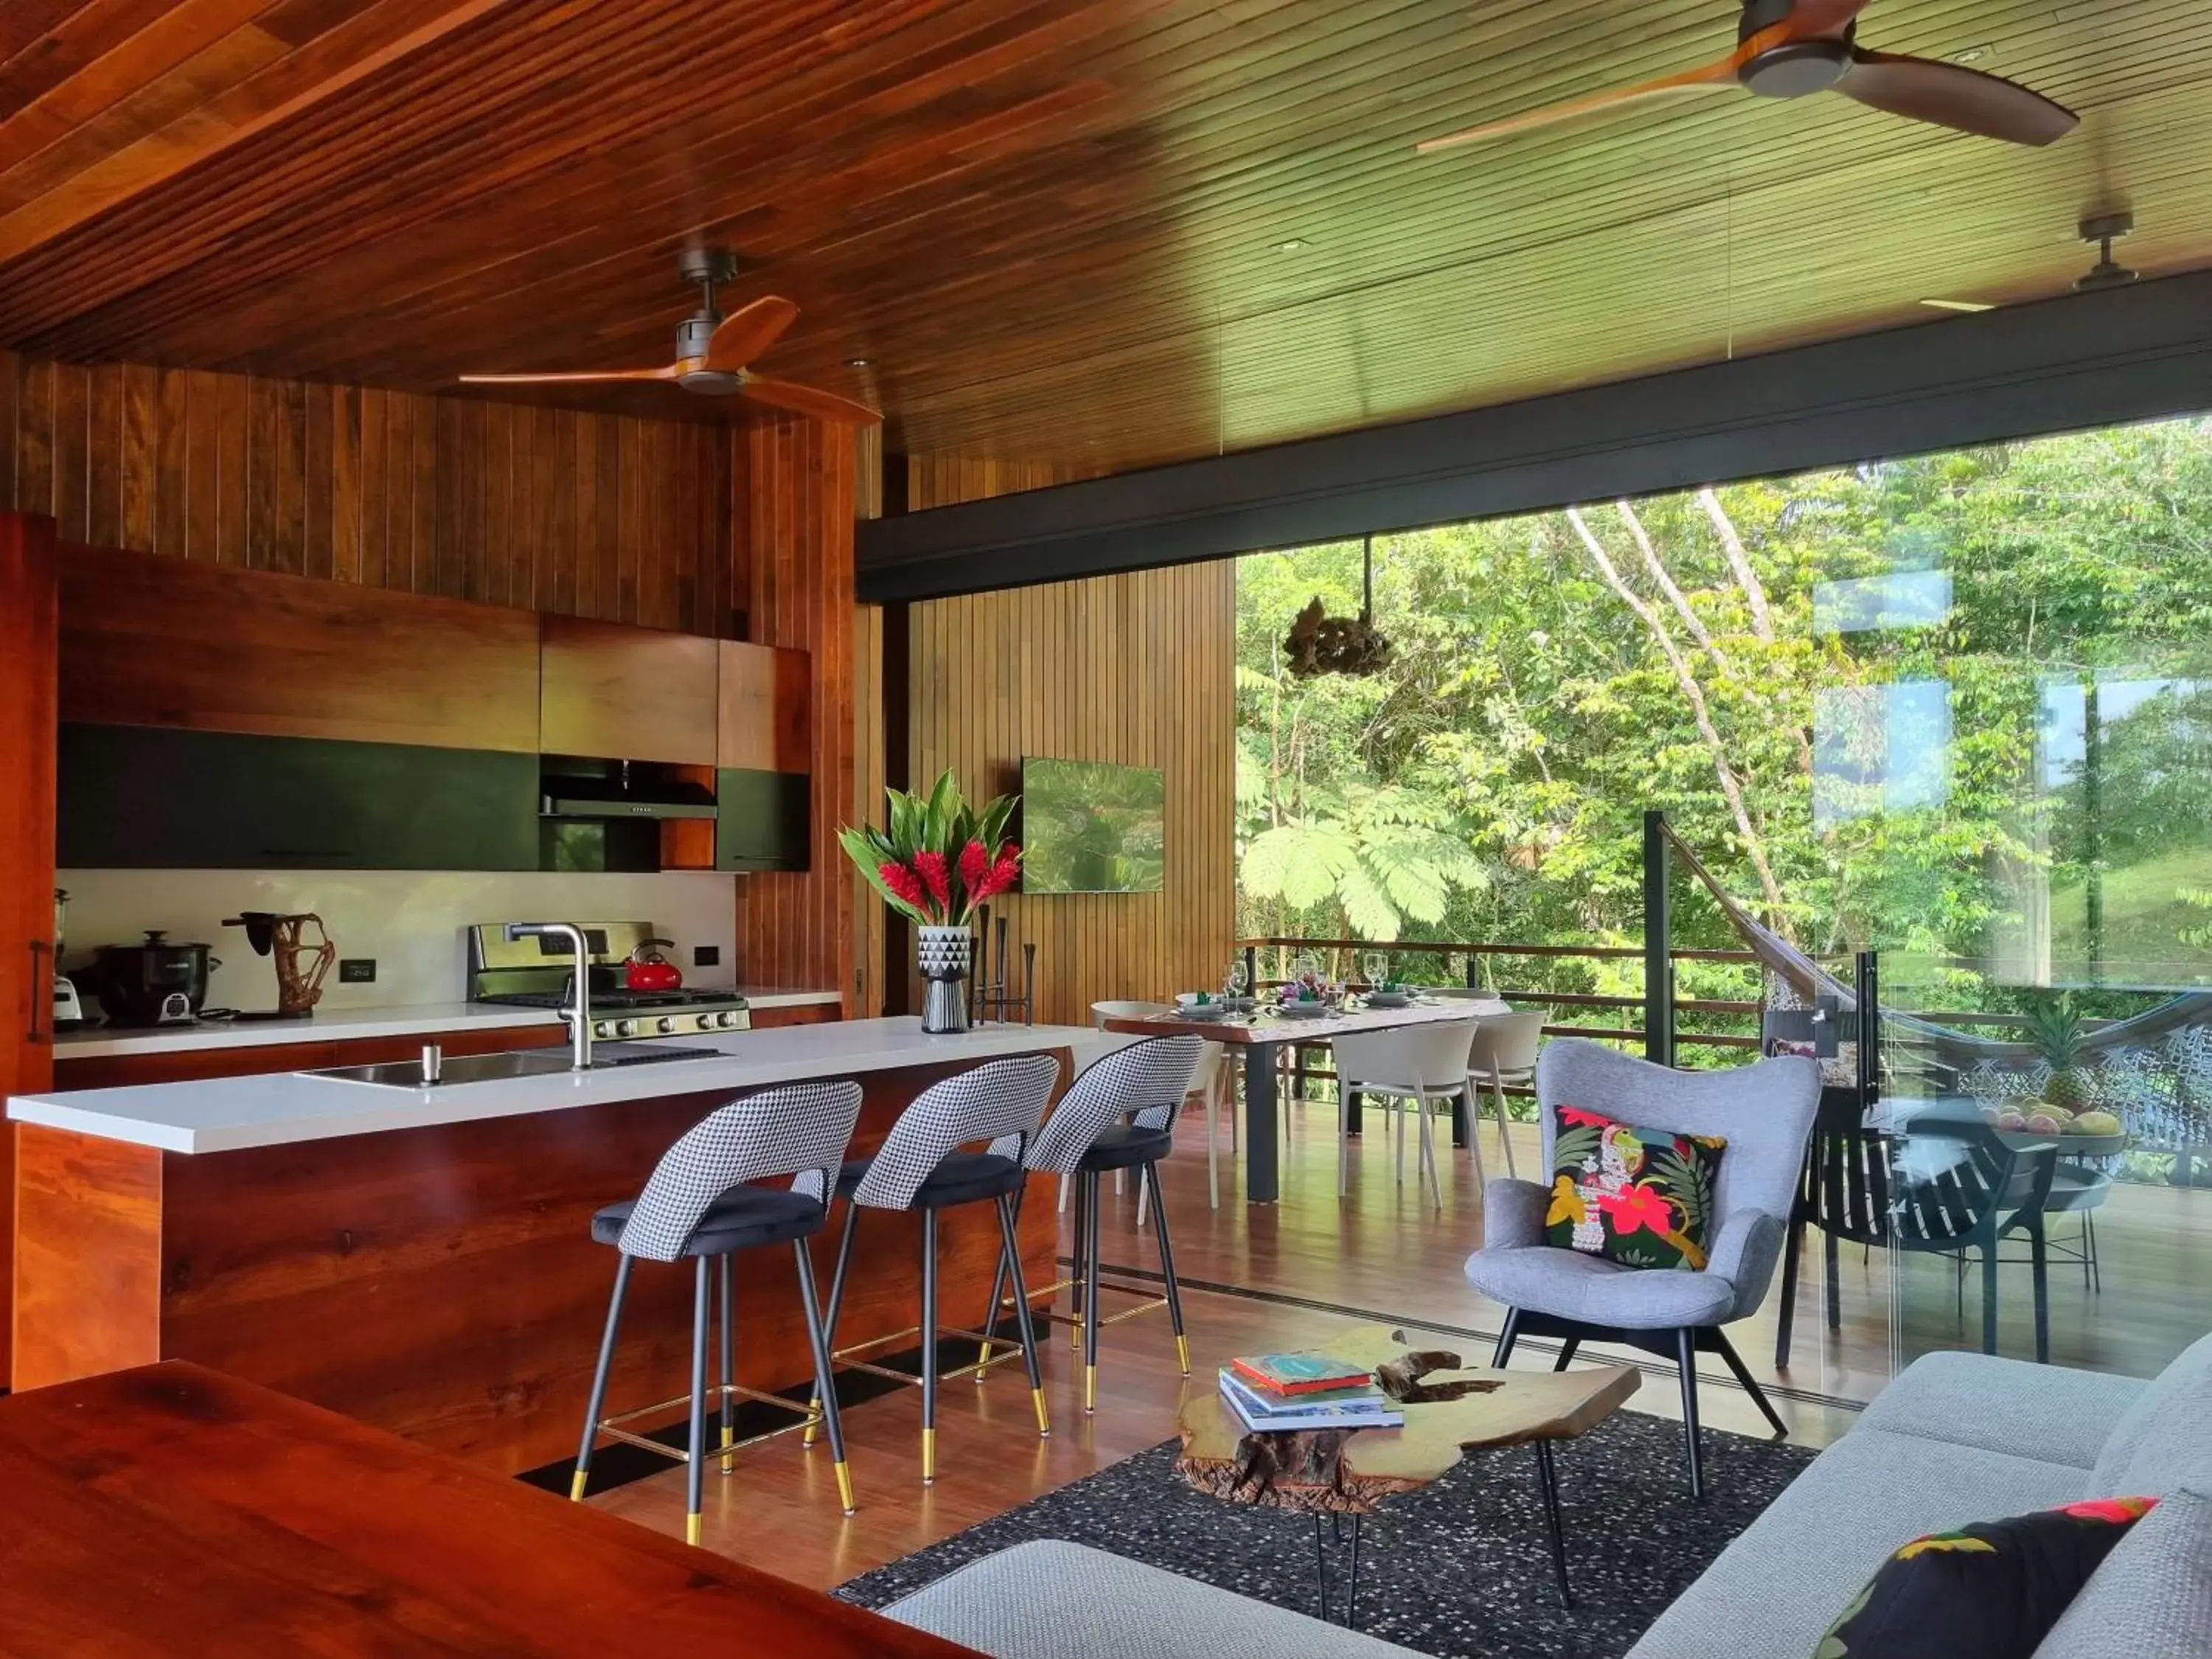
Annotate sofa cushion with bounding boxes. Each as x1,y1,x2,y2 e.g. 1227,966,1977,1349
1545,1105,1728,1270
1812,1496,2157,1659
1860,1351,2146,1474
2090,1332,2212,1496
1626,1429,2088,1659
878,1540,1425,1658
2033,1484,2212,1658
1464,1243,1738,1329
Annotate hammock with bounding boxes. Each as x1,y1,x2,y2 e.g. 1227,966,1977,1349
1657,818,2212,1068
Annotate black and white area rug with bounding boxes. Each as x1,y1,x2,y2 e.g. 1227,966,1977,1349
837,1411,1817,1659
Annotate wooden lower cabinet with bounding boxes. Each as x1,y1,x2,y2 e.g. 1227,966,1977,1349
54,1023,564,1092
748,1001,839,1029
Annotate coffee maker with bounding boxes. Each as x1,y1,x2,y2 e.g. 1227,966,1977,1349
51,888,87,1031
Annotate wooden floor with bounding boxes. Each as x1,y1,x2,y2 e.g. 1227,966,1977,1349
597,1096,2211,1592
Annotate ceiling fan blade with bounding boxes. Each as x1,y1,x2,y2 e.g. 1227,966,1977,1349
1835,51,2079,145
738,374,880,425
459,365,681,384
1417,55,1742,153
703,295,801,372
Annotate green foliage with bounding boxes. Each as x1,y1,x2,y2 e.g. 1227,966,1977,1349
839,768,1018,926
1236,414,2212,997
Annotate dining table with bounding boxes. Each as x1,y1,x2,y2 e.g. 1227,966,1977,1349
1100,995,1509,1203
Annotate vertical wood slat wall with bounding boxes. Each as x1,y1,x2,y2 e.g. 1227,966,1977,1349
734,414,858,1009
0,350,737,636
901,457,1237,1027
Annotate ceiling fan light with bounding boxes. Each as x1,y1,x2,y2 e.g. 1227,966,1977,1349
677,369,744,395
1740,39,1854,98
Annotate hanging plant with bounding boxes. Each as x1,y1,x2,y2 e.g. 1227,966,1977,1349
1283,535,1393,678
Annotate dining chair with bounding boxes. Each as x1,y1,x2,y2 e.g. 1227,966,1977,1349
1332,1020,1477,1211
1090,1000,1229,1211
1465,1010,1546,1182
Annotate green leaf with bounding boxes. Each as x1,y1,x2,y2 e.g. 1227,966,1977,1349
1338,863,1401,939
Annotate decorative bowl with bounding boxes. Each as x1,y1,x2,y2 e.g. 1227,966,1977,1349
1277,1001,1332,1019
1178,1003,1228,1022
1365,990,1411,1008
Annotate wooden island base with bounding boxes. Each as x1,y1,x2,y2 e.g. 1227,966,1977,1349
12,1051,1069,1475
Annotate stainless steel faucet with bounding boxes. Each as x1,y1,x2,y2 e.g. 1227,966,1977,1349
505,922,593,1070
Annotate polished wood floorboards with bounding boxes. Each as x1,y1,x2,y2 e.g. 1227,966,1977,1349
597,1095,2209,1592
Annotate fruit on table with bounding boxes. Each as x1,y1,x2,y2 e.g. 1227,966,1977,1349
2070,1110,2123,1137
2025,1113,2064,1135
1997,1110,2028,1131
2023,995,2093,1113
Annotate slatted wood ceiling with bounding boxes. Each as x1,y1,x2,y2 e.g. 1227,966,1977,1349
4,1,2209,476
0,348,735,634
901,456,1236,1026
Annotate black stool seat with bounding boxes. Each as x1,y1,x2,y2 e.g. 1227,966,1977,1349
593,1186,826,1256
835,1151,1026,1209
1079,1124,1174,1172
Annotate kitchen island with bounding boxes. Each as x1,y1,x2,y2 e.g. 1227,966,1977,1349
8,1018,1102,1474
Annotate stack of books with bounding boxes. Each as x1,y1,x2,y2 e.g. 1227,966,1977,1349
1217,1352,1405,1433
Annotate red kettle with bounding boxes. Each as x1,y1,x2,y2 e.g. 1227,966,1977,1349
625,939,684,992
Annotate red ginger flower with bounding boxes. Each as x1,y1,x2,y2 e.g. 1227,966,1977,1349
958,838,991,896
914,849,951,915
878,860,928,914
973,842,1021,902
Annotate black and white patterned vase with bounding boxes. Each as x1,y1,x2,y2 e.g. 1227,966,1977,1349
917,925,972,1034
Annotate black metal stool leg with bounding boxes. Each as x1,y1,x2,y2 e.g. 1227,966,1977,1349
1492,1307,1520,1368
1069,1169,1089,1352
1145,1162,1190,1375
717,1255,736,1474
1551,1337,1580,1371
685,1256,710,1547
1711,1328,1788,1438
805,1203,861,1450
995,1191,1050,1436
921,1207,940,1484
571,1255,633,1501
975,1186,1021,1382
1535,1439,1572,1607
1082,1169,1104,1413
790,1238,855,1514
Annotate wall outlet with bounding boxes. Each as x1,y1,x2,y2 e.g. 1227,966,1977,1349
338,958,377,984
692,945,720,968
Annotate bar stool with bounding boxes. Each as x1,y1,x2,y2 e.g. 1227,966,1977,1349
987,1035,1205,1413
569,1080,865,1543
813,1053,1062,1486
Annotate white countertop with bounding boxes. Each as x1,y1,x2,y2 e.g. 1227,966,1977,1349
11,1018,1106,1154
51,987,844,1059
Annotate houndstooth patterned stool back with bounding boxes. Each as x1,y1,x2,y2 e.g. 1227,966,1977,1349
846,1053,1063,1210
1025,1035,1205,1175
615,1080,865,1262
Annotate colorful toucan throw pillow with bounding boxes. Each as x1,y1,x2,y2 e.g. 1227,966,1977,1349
1544,1106,1725,1270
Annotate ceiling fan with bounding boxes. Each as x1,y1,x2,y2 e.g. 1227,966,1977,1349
459,248,878,424
1418,0,2079,153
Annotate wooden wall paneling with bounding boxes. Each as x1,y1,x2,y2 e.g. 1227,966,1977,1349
58,544,544,752
898,457,1234,1027
0,510,59,1388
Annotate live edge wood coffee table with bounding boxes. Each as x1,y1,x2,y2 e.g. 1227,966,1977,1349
1176,1326,1638,1622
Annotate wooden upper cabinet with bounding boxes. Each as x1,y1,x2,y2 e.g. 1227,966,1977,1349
540,615,720,765
59,546,540,753
717,641,811,772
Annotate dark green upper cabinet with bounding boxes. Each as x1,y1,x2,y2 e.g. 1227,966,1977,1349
58,724,539,871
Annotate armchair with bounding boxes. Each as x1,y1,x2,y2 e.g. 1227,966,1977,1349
1464,1039,1821,1498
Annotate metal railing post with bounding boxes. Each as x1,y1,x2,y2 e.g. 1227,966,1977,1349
1643,810,1675,1067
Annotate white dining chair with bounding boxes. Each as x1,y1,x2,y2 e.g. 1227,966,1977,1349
1088,1001,1228,1213
1332,1020,1476,1212
1465,1009,1546,1182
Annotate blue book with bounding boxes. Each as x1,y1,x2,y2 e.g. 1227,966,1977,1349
1218,1368,1403,1432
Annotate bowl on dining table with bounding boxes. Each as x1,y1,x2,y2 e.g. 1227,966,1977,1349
1364,990,1412,1008
1277,1000,1332,1019
1178,1001,1228,1022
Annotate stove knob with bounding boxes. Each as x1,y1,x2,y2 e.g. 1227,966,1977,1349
592,1020,612,1040
656,1017,675,1035
720,1010,741,1029
694,1013,714,1032
615,1018,637,1038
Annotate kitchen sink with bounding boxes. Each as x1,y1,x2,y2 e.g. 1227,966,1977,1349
307,1043,723,1088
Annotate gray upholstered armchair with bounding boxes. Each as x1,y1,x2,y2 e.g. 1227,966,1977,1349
1463,1038,1821,1498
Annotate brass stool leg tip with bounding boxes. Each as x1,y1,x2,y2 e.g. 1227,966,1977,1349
1032,1387,1051,1437
568,1470,588,1503
921,1427,936,1486
1176,1335,1192,1376
685,1514,703,1548
1084,1365,1097,1415
801,1395,821,1448
835,1461,856,1516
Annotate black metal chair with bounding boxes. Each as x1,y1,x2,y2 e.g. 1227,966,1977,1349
1775,1091,2060,1366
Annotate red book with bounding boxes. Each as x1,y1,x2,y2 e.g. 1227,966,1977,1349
1228,1352,1372,1397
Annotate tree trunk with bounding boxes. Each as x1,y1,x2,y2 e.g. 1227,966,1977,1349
1568,506,1787,921
1618,499,1726,670
1697,487,1775,643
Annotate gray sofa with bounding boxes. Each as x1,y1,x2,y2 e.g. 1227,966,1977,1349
883,1338,2212,1658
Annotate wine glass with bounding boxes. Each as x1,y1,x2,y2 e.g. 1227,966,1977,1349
1223,958,1249,1002
1360,949,1390,990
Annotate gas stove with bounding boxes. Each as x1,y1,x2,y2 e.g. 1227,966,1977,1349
466,921,750,1042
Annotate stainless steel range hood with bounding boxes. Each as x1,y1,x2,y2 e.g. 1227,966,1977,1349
539,758,717,820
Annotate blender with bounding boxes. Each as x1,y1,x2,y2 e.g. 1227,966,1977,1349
52,888,87,1031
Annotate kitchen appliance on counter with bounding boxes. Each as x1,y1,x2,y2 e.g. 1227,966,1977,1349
223,911,337,1019
52,889,88,1030
466,920,750,1042
88,930,222,1026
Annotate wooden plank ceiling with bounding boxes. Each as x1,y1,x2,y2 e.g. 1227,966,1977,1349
3,0,2210,476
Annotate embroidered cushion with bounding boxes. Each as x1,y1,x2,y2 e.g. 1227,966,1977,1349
1812,1496,2158,1659
1544,1105,1725,1270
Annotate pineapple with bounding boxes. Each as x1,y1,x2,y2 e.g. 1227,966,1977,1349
2023,994,2093,1115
